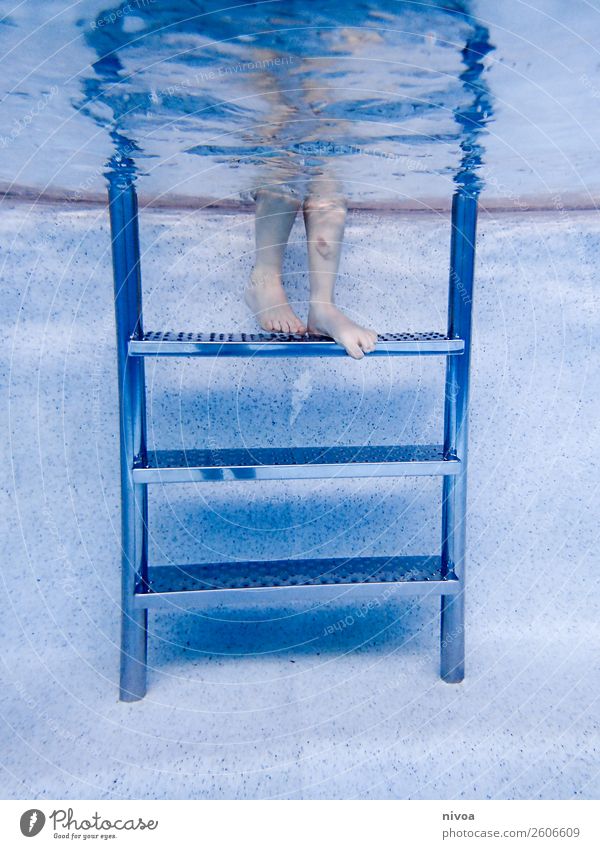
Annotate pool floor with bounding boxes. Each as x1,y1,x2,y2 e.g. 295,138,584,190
1,204,598,799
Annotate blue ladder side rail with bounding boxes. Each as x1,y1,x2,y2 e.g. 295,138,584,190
108,168,477,702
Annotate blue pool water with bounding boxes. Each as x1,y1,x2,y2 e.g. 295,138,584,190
1,1,598,206
83,0,493,200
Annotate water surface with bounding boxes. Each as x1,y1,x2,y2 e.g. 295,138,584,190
0,1,598,205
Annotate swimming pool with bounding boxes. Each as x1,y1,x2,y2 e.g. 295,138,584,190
1,1,598,208
3,0,600,801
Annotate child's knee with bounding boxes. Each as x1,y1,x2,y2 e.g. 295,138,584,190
256,185,302,211
303,195,347,218
304,198,347,259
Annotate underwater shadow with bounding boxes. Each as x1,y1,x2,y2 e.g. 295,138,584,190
148,587,442,667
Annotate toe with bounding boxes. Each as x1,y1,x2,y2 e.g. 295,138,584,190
358,334,374,354
346,344,364,359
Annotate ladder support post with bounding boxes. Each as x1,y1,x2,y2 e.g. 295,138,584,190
440,190,477,683
108,170,149,702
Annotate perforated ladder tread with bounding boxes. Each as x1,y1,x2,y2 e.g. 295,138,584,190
132,444,460,483
134,555,460,609
129,331,464,357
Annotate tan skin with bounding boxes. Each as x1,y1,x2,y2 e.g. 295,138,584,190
243,40,378,359
245,181,377,358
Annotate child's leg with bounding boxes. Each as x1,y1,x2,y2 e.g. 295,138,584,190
245,186,306,334
304,180,377,359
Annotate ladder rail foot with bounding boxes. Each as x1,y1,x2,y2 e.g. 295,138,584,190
440,591,465,683
119,609,148,701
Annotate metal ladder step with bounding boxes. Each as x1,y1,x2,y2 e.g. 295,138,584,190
134,556,459,609
133,444,460,484
129,331,465,357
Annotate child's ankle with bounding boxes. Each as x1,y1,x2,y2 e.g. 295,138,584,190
250,268,283,289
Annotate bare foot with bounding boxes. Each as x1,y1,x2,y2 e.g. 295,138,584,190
245,272,306,334
307,302,377,359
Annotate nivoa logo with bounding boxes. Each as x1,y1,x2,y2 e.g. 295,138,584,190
442,811,475,821
19,809,46,837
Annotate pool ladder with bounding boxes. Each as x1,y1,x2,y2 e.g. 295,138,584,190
108,168,477,701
